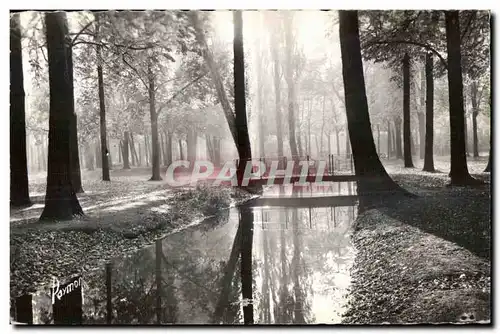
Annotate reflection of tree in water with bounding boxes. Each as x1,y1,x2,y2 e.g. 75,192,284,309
254,184,356,324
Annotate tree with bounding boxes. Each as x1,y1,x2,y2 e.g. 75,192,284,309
233,11,253,185
422,53,436,172
266,13,285,161
444,11,480,185
10,13,31,207
40,12,84,220
283,12,300,159
66,39,84,193
95,14,111,181
402,53,414,167
338,10,407,195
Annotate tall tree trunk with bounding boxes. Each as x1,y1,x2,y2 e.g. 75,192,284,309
270,27,284,161
96,37,110,180
144,133,150,167
233,11,253,185
445,10,478,184
129,132,139,166
418,64,426,159
327,132,331,155
160,131,167,166
40,12,84,220
283,13,299,160
122,131,130,169
10,13,31,207
338,10,405,195
484,17,492,173
165,131,173,167
320,96,326,155
189,12,238,146
138,142,143,166
86,142,94,171
335,128,340,155
423,53,436,172
148,65,162,181
403,53,414,168
387,120,392,159
214,137,221,167
394,116,403,159
187,130,198,166
66,45,83,193
178,138,184,160
307,100,312,155
118,141,122,164
470,81,480,158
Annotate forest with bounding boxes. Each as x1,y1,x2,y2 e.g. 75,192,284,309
9,10,491,325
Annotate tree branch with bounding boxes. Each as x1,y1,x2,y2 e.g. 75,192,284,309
121,53,148,89
364,39,448,69
70,19,95,46
156,72,208,117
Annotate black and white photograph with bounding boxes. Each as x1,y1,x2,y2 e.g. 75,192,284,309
6,5,492,326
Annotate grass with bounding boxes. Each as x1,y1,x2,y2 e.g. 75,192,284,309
343,155,491,324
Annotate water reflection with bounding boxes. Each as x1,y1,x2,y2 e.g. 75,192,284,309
15,186,357,325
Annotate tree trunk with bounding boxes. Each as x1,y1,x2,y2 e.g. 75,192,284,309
233,11,253,185
129,132,139,166
189,12,238,146
66,44,83,193
270,29,284,161
307,100,312,155
10,13,31,207
387,120,392,159
445,11,477,184
403,53,414,168
118,141,122,164
423,53,436,172
283,13,299,160
144,133,150,167
96,41,110,181
187,130,198,166
165,131,173,167
138,142,143,166
327,132,331,155
40,12,84,220
122,131,131,169
178,138,184,160
320,96,326,155
338,10,405,195
394,116,403,159
418,64,426,159
214,137,221,167
86,142,94,171
148,66,162,181
160,131,167,166
470,81,480,158
335,129,340,155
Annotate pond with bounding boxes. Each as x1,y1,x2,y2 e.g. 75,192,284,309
11,182,358,325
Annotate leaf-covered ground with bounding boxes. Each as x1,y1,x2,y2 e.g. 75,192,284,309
343,156,491,324
10,168,255,298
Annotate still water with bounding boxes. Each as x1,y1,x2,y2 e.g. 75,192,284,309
16,183,358,325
